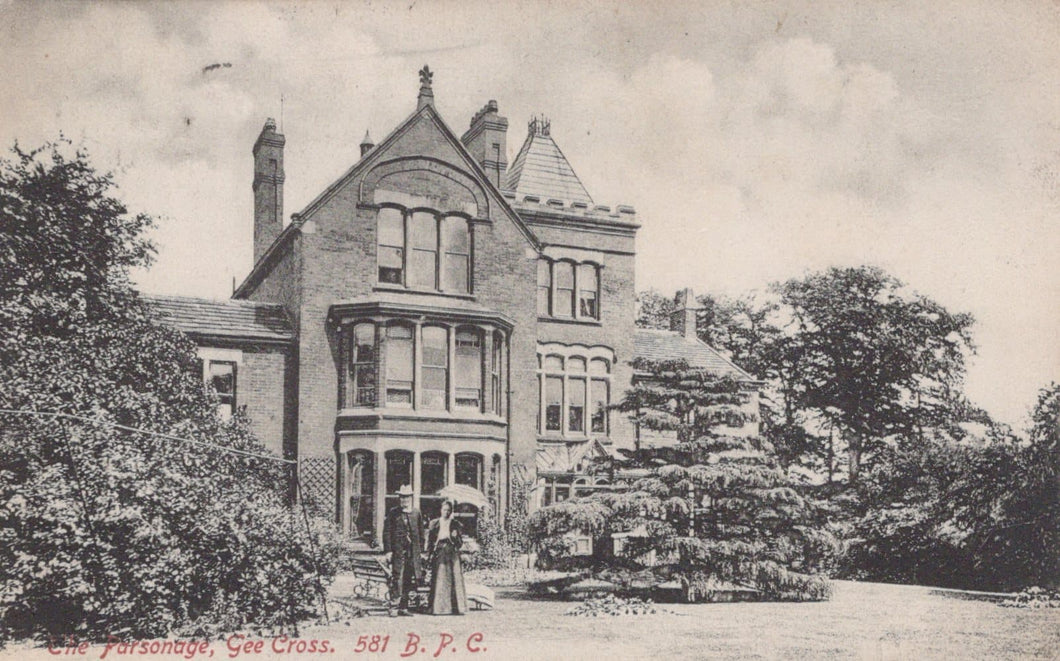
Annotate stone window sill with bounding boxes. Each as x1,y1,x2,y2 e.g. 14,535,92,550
537,316,601,326
373,284,476,301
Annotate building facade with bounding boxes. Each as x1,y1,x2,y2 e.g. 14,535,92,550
147,69,757,544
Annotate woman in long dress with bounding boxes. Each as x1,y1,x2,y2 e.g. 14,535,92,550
426,499,467,615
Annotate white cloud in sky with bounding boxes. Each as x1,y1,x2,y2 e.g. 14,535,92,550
0,0,1056,428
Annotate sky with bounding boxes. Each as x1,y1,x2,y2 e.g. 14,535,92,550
1,0,1057,429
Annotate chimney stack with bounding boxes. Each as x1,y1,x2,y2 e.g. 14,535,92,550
461,100,508,189
252,117,285,264
669,288,699,339
417,65,434,110
360,130,374,158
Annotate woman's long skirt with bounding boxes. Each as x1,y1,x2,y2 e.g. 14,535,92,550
428,540,467,615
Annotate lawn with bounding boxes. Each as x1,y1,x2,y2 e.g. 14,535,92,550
3,581,1056,660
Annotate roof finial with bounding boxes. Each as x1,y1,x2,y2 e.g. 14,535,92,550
529,115,550,137
417,65,435,109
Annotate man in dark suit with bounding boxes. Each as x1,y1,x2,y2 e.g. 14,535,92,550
383,484,423,616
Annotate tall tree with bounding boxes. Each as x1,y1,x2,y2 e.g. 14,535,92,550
0,141,339,641
775,266,975,482
529,359,836,601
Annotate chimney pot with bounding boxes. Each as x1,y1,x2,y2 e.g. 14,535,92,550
460,99,508,189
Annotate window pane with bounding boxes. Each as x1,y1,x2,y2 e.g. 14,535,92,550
579,290,597,319
442,216,469,253
569,377,585,432
456,454,482,489
410,212,437,250
568,357,586,372
209,362,235,395
555,289,573,317
422,326,447,409
591,378,609,433
378,246,403,284
385,451,413,514
386,452,412,494
543,355,563,372
378,208,404,246
408,250,436,288
545,376,562,431
353,324,375,362
455,329,481,409
555,262,573,288
421,453,448,494
589,358,610,374
442,253,468,293
386,325,413,404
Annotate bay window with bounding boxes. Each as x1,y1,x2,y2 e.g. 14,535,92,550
376,206,472,294
340,319,506,416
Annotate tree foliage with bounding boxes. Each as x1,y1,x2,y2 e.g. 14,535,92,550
0,141,341,643
529,359,836,601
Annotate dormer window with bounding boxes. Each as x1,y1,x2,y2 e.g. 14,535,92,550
536,258,600,321
376,205,472,294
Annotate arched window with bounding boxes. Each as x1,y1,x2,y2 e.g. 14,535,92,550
347,323,376,407
421,325,448,410
385,323,413,405
442,215,470,293
385,449,413,513
455,452,483,531
375,207,472,294
421,451,448,522
347,450,375,538
455,327,482,410
538,348,612,438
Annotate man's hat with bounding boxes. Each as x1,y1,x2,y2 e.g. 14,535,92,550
397,484,414,497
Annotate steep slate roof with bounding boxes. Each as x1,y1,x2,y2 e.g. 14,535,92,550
633,328,755,381
505,118,593,205
143,294,294,342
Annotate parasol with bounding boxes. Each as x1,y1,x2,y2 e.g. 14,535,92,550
436,483,489,509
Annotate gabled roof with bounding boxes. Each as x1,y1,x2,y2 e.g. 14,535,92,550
505,118,593,206
143,293,294,343
633,328,755,381
236,98,542,298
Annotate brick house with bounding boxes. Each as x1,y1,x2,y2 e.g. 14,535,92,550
146,68,757,543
